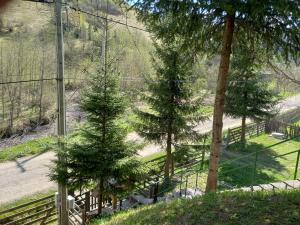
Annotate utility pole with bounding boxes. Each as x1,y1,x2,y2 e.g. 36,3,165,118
55,0,68,224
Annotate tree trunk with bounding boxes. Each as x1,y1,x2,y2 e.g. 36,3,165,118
205,14,235,193
1,46,4,120
112,195,117,210
241,115,246,145
97,179,104,215
8,101,14,137
39,50,45,123
164,132,172,179
241,76,249,146
88,23,92,40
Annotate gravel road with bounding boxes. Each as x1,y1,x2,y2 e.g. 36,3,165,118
0,94,299,204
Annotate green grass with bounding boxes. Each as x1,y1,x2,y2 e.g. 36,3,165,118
0,136,54,162
140,151,166,163
279,91,297,98
0,190,55,218
293,118,300,126
219,134,300,187
93,189,300,225
198,105,214,117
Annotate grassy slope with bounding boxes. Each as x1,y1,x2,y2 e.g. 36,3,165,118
93,190,300,225
0,190,55,217
0,136,54,162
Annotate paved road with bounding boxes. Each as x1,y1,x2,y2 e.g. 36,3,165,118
0,94,299,204
0,152,56,204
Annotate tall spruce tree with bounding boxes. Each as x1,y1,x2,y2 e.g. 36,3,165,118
128,0,300,192
225,45,279,145
53,62,137,214
135,41,206,179
51,16,140,214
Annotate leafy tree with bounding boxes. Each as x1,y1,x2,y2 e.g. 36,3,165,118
127,0,300,192
225,45,279,145
135,41,206,179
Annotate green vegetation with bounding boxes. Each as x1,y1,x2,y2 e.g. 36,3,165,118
140,151,165,163
0,0,153,138
0,136,53,162
0,190,55,218
135,40,206,178
225,43,279,144
220,134,300,187
293,118,300,126
51,20,145,214
132,0,300,193
93,190,300,225
136,134,300,193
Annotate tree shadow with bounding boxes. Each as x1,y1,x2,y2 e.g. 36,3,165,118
219,142,292,188
14,151,46,172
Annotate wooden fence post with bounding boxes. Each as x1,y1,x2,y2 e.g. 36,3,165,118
153,182,158,203
294,150,300,180
226,128,231,147
85,191,90,213
201,147,205,170
82,207,86,225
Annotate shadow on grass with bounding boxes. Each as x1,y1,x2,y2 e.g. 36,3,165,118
219,141,292,188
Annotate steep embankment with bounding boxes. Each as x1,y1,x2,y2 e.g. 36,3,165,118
94,190,300,225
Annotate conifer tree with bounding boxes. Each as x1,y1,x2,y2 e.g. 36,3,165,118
128,0,300,192
53,62,138,214
225,45,279,145
135,41,206,179
51,17,141,214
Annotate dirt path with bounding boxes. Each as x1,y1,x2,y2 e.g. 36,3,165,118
0,94,299,204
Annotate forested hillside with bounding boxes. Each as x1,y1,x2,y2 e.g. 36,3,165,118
0,0,299,139
0,0,154,138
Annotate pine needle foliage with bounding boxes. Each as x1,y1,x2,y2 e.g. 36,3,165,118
225,45,279,144
126,0,300,192
225,52,279,121
51,62,144,213
135,41,207,178
68,64,134,183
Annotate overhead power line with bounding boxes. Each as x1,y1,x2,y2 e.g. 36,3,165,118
21,0,149,33
0,78,57,85
65,3,149,33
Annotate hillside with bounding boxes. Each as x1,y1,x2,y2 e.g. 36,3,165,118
93,190,300,225
0,0,298,141
0,0,153,138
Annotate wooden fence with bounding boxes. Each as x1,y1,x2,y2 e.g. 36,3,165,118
265,120,300,138
0,195,56,225
225,121,266,145
225,119,300,146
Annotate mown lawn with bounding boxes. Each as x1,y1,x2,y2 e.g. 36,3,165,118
219,134,300,187
93,189,300,225
0,136,54,162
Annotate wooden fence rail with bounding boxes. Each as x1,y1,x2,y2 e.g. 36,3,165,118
265,119,300,139
0,195,56,225
226,121,266,145
226,119,300,146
